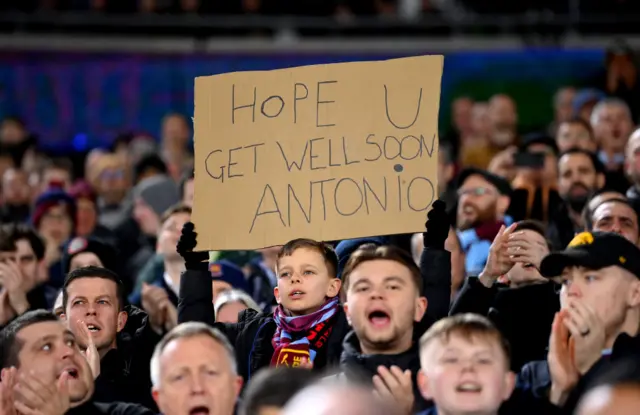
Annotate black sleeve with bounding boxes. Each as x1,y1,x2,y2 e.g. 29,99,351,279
449,276,497,316
107,402,157,415
177,268,240,344
419,247,452,323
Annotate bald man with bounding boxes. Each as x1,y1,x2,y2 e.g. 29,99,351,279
282,383,402,415
577,384,640,415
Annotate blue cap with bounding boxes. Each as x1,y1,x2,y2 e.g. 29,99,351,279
335,237,388,279
209,259,250,294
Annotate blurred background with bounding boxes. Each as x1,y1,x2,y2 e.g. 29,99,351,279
0,0,636,153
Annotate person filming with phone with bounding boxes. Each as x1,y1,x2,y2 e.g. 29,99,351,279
507,133,563,225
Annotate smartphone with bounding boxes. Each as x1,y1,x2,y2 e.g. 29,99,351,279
514,152,545,169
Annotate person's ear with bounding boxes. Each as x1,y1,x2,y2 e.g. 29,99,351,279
596,173,605,189
343,302,352,326
152,388,160,407
234,376,243,399
417,370,433,401
326,278,342,298
273,286,281,304
414,296,428,322
116,311,128,332
60,313,67,321
628,279,640,308
502,371,516,400
497,195,510,216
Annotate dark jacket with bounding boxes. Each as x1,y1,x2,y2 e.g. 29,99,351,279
92,305,161,411
519,332,640,414
67,400,155,415
338,245,452,413
450,277,560,371
178,266,350,383
340,331,432,413
546,203,579,251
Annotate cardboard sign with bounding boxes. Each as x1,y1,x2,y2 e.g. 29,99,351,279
192,55,444,250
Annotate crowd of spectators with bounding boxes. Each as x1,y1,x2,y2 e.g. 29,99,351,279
2,0,639,17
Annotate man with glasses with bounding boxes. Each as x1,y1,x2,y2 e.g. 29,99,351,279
455,168,513,276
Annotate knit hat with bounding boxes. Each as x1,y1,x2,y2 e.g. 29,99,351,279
209,259,250,294
335,236,388,279
69,180,97,204
62,237,118,275
133,175,180,216
32,184,77,229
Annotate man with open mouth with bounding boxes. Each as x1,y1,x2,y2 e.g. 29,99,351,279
151,322,242,415
0,309,153,415
336,200,452,413
61,265,161,410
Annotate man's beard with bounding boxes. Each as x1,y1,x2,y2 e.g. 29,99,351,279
563,183,593,213
458,203,496,230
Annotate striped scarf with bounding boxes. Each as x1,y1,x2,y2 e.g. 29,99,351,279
271,297,339,367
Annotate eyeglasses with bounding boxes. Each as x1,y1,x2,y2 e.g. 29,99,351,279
457,187,495,198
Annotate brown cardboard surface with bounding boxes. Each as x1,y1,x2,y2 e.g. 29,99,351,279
192,55,444,250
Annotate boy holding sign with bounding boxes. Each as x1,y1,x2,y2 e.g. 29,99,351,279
176,222,350,381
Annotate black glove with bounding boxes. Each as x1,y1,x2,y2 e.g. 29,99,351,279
177,222,209,270
422,199,450,250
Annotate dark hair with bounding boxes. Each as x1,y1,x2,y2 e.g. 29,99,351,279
63,266,126,311
135,154,168,182
558,148,605,174
560,117,595,140
585,197,639,231
277,239,338,278
0,310,59,369
342,244,423,295
419,313,511,367
513,220,552,251
0,223,46,260
43,157,74,177
179,170,194,199
160,203,192,225
1,116,26,130
240,367,318,415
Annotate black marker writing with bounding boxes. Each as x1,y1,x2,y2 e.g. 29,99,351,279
384,85,422,129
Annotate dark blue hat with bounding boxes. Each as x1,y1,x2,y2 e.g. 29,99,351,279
209,259,250,294
335,236,388,279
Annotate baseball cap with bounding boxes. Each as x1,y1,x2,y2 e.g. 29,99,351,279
540,231,640,278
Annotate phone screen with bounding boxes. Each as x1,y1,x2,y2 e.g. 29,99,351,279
514,152,546,169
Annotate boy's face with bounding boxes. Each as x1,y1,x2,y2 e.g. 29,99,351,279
418,334,514,415
274,248,340,316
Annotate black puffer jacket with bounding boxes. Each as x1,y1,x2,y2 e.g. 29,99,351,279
92,305,161,411
178,267,350,383
340,331,432,413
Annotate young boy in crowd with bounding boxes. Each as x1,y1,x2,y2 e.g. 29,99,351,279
177,223,350,382
416,314,516,415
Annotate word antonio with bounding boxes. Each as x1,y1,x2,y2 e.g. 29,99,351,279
248,172,435,233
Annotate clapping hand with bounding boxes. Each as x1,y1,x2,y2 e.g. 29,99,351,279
372,366,415,415
13,370,70,415
75,320,100,380
548,311,579,406
0,260,29,315
562,301,606,375
479,223,518,287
